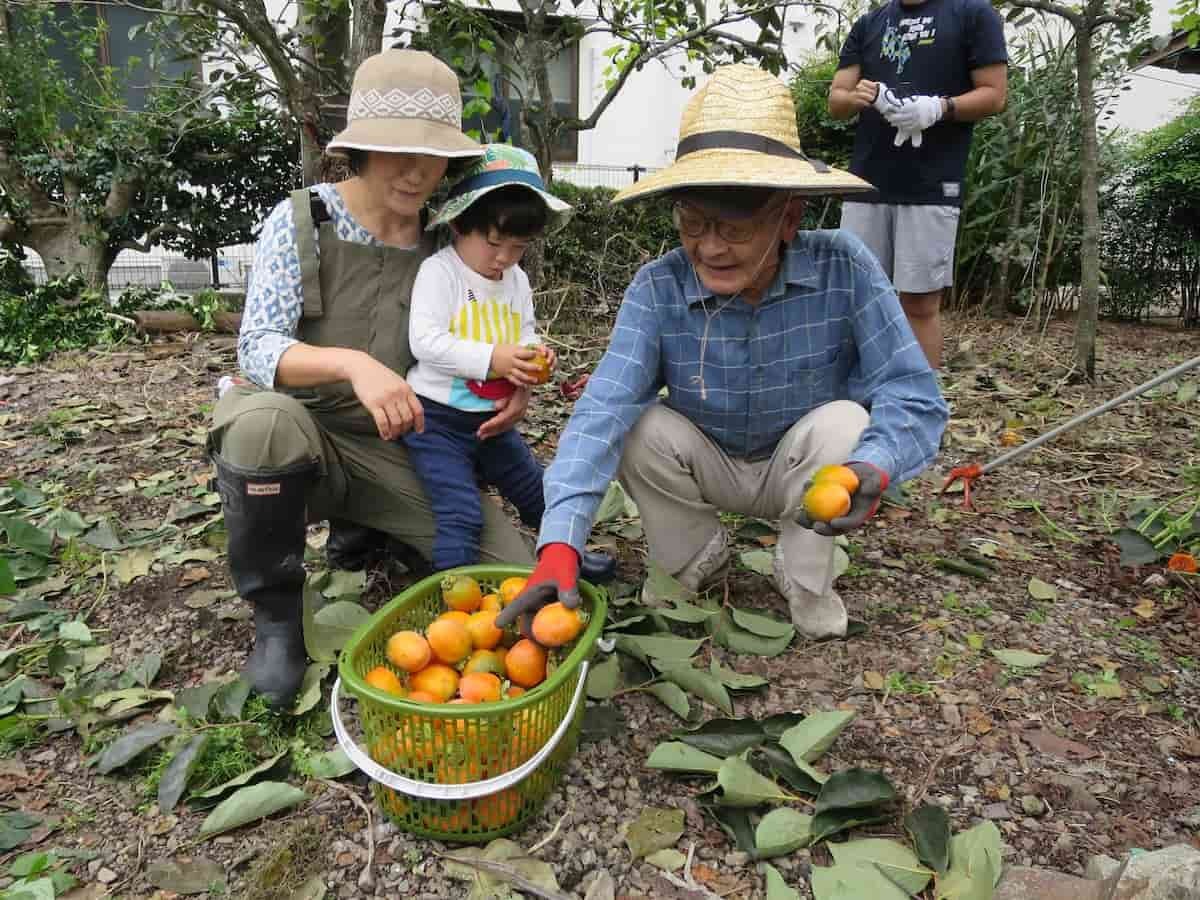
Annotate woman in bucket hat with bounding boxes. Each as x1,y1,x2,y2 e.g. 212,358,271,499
206,51,607,709
497,63,949,641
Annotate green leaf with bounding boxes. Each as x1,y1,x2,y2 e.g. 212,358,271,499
1113,528,1160,566
765,863,802,900
58,621,93,644
906,804,952,873
0,810,40,851
705,803,757,853
654,660,733,715
625,807,684,859
321,569,367,598
656,600,719,623
811,862,910,900
175,679,227,720
615,633,705,662
754,807,813,857
91,687,174,716
1177,380,1197,403
80,519,123,550
642,560,696,605
96,722,179,774
646,741,725,775
761,712,807,740
113,547,157,584
198,781,308,838
291,663,328,716
0,558,17,596
0,677,26,715
158,734,208,813
191,749,289,800
738,548,774,575
212,677,252,721
42,508,88,540
306,600,370,661
936,821,1003,899
303,746,356,779
810,806,894,844
990,648,1050,668
128,652,163,688
756,743,826,793
715,756,792,807
1,518,53,557
586,653,621,699
709,660,768,690
645,848,687,870
815,767,898,813
595,480,638,524
779,710,856,764
713,610,795,656
672,718,765,756
730,607,794,638
1027,577,1058,600
829,838,933,895
648,682,691,720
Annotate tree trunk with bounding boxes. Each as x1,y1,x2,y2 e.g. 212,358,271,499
297,0,350,185
349,0,387,72
1072,20,1101,380
516,1,555,288
26,222,110,295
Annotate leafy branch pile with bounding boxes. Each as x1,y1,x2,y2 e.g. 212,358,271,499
646,711,1004,900
0,278,135,366
1109,464,1200,566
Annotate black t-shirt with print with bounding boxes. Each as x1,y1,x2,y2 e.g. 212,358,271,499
838,0,1007,206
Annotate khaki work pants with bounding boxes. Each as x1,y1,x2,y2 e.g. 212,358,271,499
208,386,534,565
618,401,870,597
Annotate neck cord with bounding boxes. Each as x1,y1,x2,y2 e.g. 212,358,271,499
691,202,792,401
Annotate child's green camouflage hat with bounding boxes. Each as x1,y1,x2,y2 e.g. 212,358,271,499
428,144,572,233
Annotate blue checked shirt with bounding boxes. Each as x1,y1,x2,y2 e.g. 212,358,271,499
539,229,949,553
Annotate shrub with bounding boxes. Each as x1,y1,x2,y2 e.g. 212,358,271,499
0,278,135,365
541,182,677,327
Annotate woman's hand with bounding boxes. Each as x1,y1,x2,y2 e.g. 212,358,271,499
490,344,541,386
477,386,530,440
345,352,425,440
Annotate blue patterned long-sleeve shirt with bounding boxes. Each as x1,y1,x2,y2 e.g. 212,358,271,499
238,183,385,388
539,229,949,553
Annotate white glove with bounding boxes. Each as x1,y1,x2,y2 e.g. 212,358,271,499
893,127,924,149
871,83,908,119
885,94,945,134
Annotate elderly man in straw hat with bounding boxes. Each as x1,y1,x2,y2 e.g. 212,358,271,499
498,64,948,640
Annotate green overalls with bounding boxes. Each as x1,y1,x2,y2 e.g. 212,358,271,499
208,188,534,566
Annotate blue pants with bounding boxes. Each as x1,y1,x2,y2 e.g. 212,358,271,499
402,397,545,571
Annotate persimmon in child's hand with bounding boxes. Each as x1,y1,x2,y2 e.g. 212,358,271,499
489,344,541,385
528,345,555,385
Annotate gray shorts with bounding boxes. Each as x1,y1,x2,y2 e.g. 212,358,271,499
840,202,961,294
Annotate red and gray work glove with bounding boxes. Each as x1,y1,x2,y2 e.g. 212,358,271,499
494,543,580,634
792,461,890,537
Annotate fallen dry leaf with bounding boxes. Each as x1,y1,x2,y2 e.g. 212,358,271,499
178,566,211,587
1023,728,1099,760
1132,597,1156,619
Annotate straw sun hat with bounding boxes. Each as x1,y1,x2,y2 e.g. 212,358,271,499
613,63,870,204
327,49,483,158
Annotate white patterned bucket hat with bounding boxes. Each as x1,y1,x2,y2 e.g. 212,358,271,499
327,50,483,158
428,144,573,233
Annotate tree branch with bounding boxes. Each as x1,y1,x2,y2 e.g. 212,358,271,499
117,222,188,253
1006,0,1081,25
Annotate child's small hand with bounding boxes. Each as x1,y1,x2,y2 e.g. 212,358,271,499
489,343,541,386
536,345,557,374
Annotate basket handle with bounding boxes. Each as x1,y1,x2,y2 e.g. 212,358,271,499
330,660,589,802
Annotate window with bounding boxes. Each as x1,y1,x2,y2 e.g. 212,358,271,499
459,10,580,162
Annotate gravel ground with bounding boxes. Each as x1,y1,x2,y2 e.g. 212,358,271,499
1,316,1198,899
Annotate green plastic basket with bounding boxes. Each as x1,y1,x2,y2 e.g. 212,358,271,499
331,564,606,843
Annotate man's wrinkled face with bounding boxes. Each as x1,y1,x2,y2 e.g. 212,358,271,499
673,188,805,301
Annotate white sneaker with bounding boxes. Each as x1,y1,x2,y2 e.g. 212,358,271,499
772,544,848,639
642,529,731,605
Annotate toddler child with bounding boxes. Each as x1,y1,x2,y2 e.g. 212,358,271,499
404,145,569,571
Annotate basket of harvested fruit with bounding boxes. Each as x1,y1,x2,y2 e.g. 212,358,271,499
330,564,606,842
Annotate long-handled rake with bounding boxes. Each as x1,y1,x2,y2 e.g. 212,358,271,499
940,355,1200,508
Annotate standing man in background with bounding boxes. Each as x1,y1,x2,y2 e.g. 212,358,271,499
829,0,1007,367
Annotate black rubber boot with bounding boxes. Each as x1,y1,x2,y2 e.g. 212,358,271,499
580,550,617,584
214,454,316,710
325,519,385,571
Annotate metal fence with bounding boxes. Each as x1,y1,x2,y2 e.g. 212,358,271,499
19,164,656,294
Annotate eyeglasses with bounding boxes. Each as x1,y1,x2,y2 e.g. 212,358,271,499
671,197,785,244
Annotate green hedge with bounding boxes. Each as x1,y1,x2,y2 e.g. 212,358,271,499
541,182,677,326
